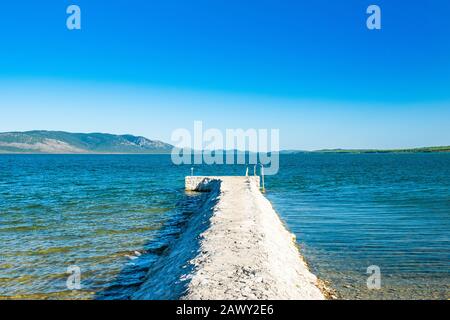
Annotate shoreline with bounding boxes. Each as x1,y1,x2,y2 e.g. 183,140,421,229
133,176,327,300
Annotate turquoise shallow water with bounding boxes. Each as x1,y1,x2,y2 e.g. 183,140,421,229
0,154,449,299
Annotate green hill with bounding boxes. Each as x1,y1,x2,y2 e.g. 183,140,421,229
0,131,173,154
313,146,450,153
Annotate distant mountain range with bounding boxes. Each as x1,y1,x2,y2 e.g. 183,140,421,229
0,131,173,154
0,131,448,154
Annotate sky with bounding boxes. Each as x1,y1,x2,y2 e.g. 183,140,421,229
0,0,449,150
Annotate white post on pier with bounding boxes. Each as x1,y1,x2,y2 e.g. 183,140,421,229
191,167,194,176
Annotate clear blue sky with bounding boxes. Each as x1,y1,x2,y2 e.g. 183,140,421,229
0,0,449,150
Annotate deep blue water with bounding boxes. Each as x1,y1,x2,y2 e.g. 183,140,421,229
0,154,449,299
266,153,450,299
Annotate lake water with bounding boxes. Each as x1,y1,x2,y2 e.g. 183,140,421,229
0,154,449,299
